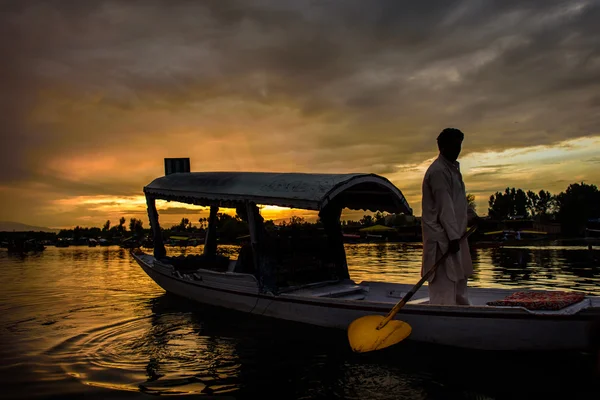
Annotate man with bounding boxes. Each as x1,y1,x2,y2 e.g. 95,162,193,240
421,128,479,305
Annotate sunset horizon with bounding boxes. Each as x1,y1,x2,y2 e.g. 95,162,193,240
2,2,600,397
1,0,599,230
2,141,598,231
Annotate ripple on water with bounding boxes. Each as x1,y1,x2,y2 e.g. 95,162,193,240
44,314,242,396
2,245,599,399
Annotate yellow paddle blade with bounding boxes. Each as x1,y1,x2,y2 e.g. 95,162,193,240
347,315,412,353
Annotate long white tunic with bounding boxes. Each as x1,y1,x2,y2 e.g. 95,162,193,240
421,155,473,282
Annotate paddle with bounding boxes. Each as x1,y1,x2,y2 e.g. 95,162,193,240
347,224,478,353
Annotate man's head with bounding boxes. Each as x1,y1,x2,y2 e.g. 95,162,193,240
437,128,464,162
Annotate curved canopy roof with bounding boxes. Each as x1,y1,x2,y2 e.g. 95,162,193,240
144,172,412,215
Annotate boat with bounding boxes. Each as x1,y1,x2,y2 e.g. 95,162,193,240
7,238,46,254
167,235,200,247
55,238,70,247
120,237,141,249
131,169,600,352
472,229,550,248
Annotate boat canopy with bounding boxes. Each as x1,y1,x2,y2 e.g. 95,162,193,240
144,172,412,214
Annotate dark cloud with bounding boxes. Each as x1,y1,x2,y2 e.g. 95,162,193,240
472,164,517,170
1,0,599,223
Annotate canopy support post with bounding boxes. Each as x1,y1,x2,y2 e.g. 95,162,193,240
246,201,273,292
320,204,350,280
146,195,166,259
204,205,219,257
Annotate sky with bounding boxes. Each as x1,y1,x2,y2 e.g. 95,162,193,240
1,0,599,229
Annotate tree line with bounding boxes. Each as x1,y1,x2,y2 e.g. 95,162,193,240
487,182,600,235
36,181,600,241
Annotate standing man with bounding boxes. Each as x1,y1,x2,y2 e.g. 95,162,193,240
421,128,478,305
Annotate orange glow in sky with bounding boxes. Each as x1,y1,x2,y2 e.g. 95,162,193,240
1,1,598,230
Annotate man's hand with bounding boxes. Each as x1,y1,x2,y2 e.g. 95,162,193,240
449,239,460,254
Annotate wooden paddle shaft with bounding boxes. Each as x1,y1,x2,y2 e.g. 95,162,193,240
376,225,478,330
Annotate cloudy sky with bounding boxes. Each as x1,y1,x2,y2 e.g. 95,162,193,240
1,0,599,229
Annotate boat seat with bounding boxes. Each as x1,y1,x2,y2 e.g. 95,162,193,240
290,283,364,298
407,297,430,305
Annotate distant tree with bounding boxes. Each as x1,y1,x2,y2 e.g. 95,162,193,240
537,190,556,216
216,212,247,242
488,188,530,219
216,213,238,228
264,219,276,231
514,188,529,217
526,190,556,220
177,218,190,231
129,218,144,235
118,217,126,233
373,211,386,225
289,216,306,226
341,219,361,227
58,229,71,238
73,225,82,241
466,193,476,213
359,215,374,226
102,220,111,232
88,227,102,238
488,189,512,219
388,213,416,227
556,182,600,236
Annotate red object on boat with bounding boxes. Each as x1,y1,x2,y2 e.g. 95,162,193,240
487,291,586,310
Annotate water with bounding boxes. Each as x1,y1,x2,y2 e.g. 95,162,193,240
1,244,599,399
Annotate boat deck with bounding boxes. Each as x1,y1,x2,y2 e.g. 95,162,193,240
282,279,599,315
136,252,598,316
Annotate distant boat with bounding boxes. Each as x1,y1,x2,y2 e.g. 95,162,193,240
342,233,361,243
168,235,192,247
55,239,69,247
476,230,549,247
131,169,600,352
120,237,140,249
7,238,45,254
586,228,600,238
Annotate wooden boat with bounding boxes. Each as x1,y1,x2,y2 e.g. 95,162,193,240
120,237,141,249
131,169,600,352
7,238,46,254
473,229,550,248
55,238,69,247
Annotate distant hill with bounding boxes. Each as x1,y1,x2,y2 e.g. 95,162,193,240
0,221,60,233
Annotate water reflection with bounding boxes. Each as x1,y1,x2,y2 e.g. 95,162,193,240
344,243,600,295
468,246,482,282
1,245,599,399
134,295,477,399
478,246,600,294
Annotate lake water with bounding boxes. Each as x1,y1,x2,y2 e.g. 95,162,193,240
1,244,599,399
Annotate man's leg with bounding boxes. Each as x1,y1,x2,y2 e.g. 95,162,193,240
428,267,456,305
455,278,470,305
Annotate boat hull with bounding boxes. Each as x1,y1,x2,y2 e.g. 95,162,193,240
133,253,599,352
